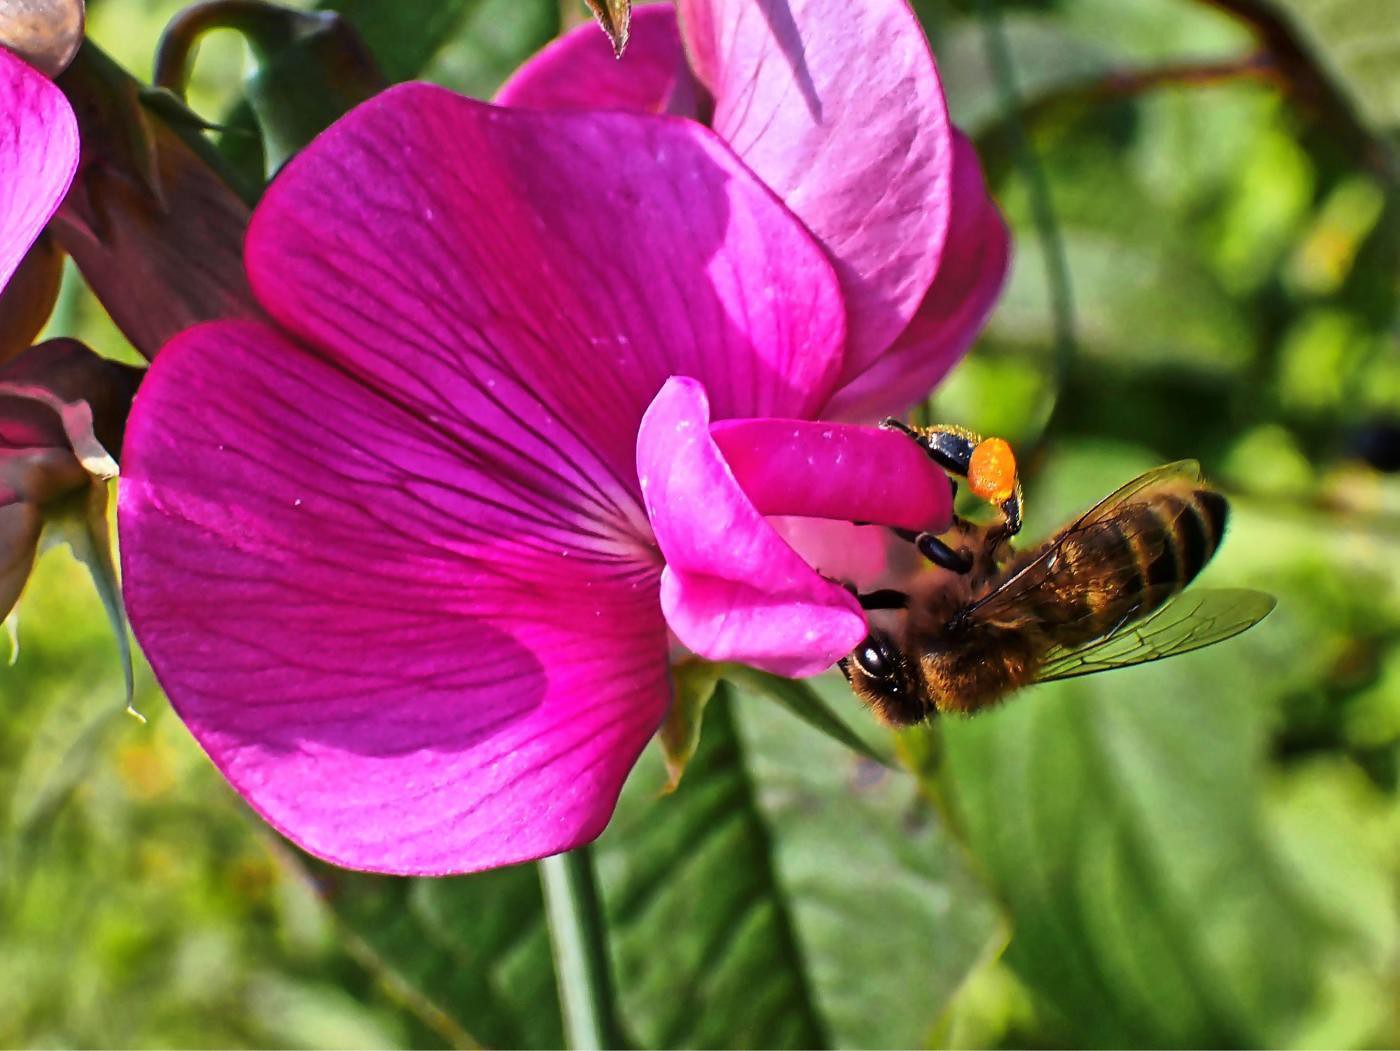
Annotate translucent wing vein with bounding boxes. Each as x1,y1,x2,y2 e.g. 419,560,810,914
1036,588,1276,682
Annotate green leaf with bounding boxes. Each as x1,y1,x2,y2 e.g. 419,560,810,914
1266,0,1400,137
321,0,480,83
928,446,1394,1046
217,0,550,192
286,858,563,1049
596,684,1001,1049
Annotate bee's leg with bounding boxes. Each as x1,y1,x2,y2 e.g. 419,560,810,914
856,588,909,610
916,532,974,574
892,526,974,574
832,578,910,610
881,419,1024,540
880,418,978,475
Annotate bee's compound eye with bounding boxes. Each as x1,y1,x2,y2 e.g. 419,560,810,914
854,637,895,680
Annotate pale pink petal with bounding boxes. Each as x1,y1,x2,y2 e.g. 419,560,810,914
120,321,672,875
495,4,689,114
825,134,1011,422
769,517,913,594
711,416,951,533
246,83,847,479
0,46,77,293
638,377,865,678
679,0,953,376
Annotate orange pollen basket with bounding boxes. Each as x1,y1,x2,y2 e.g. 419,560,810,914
967,437,1017,504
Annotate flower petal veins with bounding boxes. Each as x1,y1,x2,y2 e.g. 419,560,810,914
121,86,853,872
678,0,954,377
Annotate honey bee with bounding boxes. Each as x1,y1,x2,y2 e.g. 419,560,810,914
841,458,1276,726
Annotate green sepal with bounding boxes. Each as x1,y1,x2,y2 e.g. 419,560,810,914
657,658,723,793
41,482,140,722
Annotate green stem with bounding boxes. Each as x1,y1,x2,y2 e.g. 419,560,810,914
539,847,622,1050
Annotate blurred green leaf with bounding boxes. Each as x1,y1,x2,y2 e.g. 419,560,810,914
287,859,563,1050
934,15,1119,134
1266,0,1400,137
423,0,558,99
596,684,1001,1049
321,0,479,84
218,0,547,191
938,675,1325,1045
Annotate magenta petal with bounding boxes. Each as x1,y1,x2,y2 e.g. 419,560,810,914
246,83,846,479
638,377,866,678
679,0,953,374
711,417,951,533
119,321,673,875
496,4,688,114
0,46,77,293
826,134,1011,422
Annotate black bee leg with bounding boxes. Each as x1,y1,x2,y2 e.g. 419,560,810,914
881,418,980,478
916,532,973,574
857,589,909,610
878,416,919,438
885,420,1027,541
836,656,853,683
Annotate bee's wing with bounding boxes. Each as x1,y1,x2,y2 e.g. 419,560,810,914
1034,588,1276,683
965,460,1204,622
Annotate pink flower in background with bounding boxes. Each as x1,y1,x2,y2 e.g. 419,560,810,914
118,0,1009,875
0,43,78,357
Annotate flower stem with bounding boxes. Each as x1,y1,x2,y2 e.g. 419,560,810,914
539,846,622,1050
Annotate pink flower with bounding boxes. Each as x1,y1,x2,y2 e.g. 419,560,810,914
118,0,1009,875
0,43,78,359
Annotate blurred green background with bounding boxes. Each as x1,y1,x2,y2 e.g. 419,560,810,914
4,0,1398,1046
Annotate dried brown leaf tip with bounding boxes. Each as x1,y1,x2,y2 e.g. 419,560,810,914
0,0,85,78
582,0,631,58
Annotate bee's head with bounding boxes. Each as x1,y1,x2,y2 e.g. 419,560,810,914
840,631,936,727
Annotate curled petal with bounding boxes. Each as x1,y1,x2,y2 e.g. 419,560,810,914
638,377,866,679
711,416,951,534
120,321,672,874
826,134,1010,421
0,339,135,623
496,4,690,114
679,0,953,374
0,44,77,294
0,338,140,477
246,83,846,480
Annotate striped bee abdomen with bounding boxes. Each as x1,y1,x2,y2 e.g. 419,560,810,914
1138,487,1228,597
1027,485,1229,645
